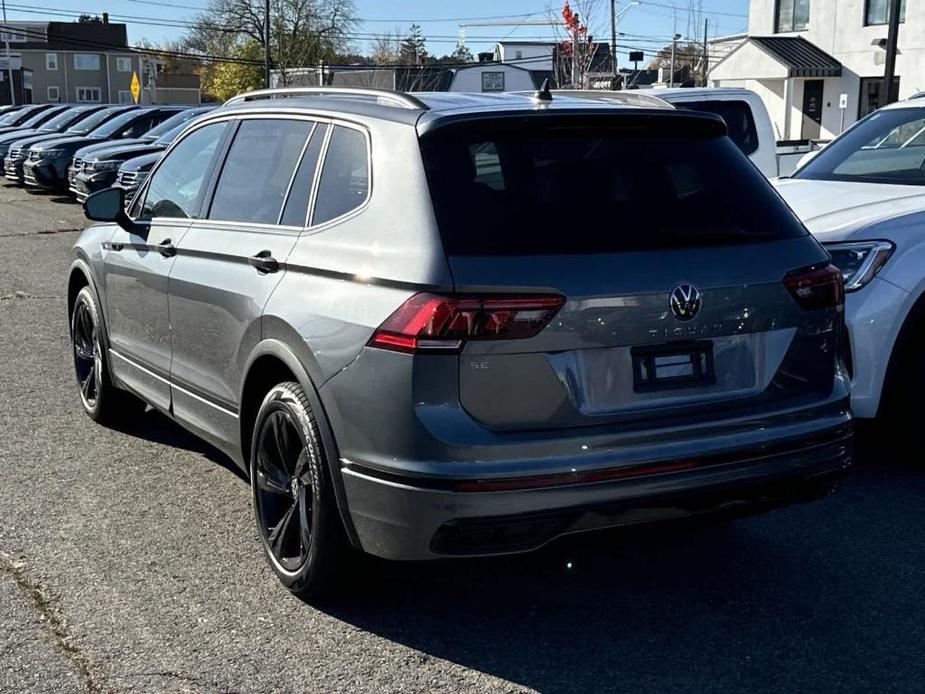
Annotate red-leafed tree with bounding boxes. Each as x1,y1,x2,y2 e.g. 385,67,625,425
555,0,601,88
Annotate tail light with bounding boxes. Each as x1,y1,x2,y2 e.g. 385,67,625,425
369,293,565,354
784,263,844,311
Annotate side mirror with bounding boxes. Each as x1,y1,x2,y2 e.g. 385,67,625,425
84,187,133,231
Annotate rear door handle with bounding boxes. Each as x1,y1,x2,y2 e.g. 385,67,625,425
156,239,176,258
248,250,280,274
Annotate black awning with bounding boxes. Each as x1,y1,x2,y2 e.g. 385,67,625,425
751,36,842,78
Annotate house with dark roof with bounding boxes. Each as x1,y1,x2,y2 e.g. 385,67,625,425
708,0,913,141
0,18,196,105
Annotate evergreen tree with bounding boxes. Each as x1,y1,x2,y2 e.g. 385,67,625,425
399,24,427,64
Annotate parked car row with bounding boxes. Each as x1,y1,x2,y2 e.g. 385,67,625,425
0,103,215,205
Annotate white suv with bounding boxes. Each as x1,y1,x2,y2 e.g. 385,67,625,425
774,98,925,420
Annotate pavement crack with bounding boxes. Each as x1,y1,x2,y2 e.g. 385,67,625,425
114,671,248,693
0,291,62,301
0,551,112,694
0,227,81,238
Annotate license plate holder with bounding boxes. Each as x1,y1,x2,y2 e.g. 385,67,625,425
631,341,716,392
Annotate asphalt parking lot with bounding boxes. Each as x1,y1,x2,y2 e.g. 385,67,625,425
0,182,923,694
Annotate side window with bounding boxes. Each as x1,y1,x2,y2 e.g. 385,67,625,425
122,114,155,139
280,123,328,227
312,125,370,226
208,119,313,225
681,100,759,156
140,122,227,220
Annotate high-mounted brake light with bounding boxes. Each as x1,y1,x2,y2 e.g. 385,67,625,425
784,263,844,311
368,293,565,354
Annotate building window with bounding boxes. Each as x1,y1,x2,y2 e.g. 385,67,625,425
776,0,811,32
0,29,26,43
46,53,58,71
859,77,901,119
118,90,134,104
74,53,100,71
482,71,506,92
76,86,102,102
47,86,60,102
865,0,905,25
116,57,132,72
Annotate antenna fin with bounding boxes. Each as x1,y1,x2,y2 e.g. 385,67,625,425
534,78,553,102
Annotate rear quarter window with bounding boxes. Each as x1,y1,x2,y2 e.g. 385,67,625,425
312,125,369,226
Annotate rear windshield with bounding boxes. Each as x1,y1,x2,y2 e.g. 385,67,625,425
92,110,143,138
676,100,759,156
420,119,806,255
42,108,89,131
2,105,40,126
68,108,125,135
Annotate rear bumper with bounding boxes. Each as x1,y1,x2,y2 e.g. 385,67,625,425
340,422,852,560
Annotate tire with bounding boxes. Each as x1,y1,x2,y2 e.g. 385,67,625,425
249,382,352,600
70,286,145,424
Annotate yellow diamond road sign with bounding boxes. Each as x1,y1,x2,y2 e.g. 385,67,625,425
130,71,141,103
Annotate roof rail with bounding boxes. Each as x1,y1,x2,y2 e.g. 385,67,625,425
223,87,429,110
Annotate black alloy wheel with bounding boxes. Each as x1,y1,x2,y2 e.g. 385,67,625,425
250,382,352,599
70,285,145,424
72,297,102,412
254,408,314,573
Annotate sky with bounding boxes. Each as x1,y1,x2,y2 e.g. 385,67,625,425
3,0,751,65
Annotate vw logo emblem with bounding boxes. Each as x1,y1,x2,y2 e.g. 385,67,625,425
669,284,702,322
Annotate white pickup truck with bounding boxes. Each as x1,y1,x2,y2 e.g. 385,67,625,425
634,87,821,178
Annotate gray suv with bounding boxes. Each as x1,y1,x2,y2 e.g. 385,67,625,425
69,87,853,599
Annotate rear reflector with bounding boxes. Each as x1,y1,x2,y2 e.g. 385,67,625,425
784,263,844,311
369,293,565,354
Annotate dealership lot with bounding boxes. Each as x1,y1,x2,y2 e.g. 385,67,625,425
0,183,923,693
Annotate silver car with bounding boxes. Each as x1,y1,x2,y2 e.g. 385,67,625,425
68,87,853,599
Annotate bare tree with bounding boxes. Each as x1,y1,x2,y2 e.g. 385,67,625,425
184,0,357,87
371,27,402,65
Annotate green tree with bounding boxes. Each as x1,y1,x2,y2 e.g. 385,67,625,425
207,41,264,101
399,24,427,64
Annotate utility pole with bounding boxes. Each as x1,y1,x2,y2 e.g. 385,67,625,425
881,0,902,106
1,0,14,105
702,18,708,87
610,0,617,85
669,33,680,88
263,0,271,88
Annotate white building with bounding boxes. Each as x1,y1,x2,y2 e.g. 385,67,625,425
448,63,536,92
710,0,916,141
493,41,555,71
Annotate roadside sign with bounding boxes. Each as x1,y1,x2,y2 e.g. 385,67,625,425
629,51,644,63
130,71,141,103
839,93,848,109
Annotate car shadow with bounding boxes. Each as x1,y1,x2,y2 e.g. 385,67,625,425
105,404,921,692
315,518,839,693
110,406,247,482
310,442,922,693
